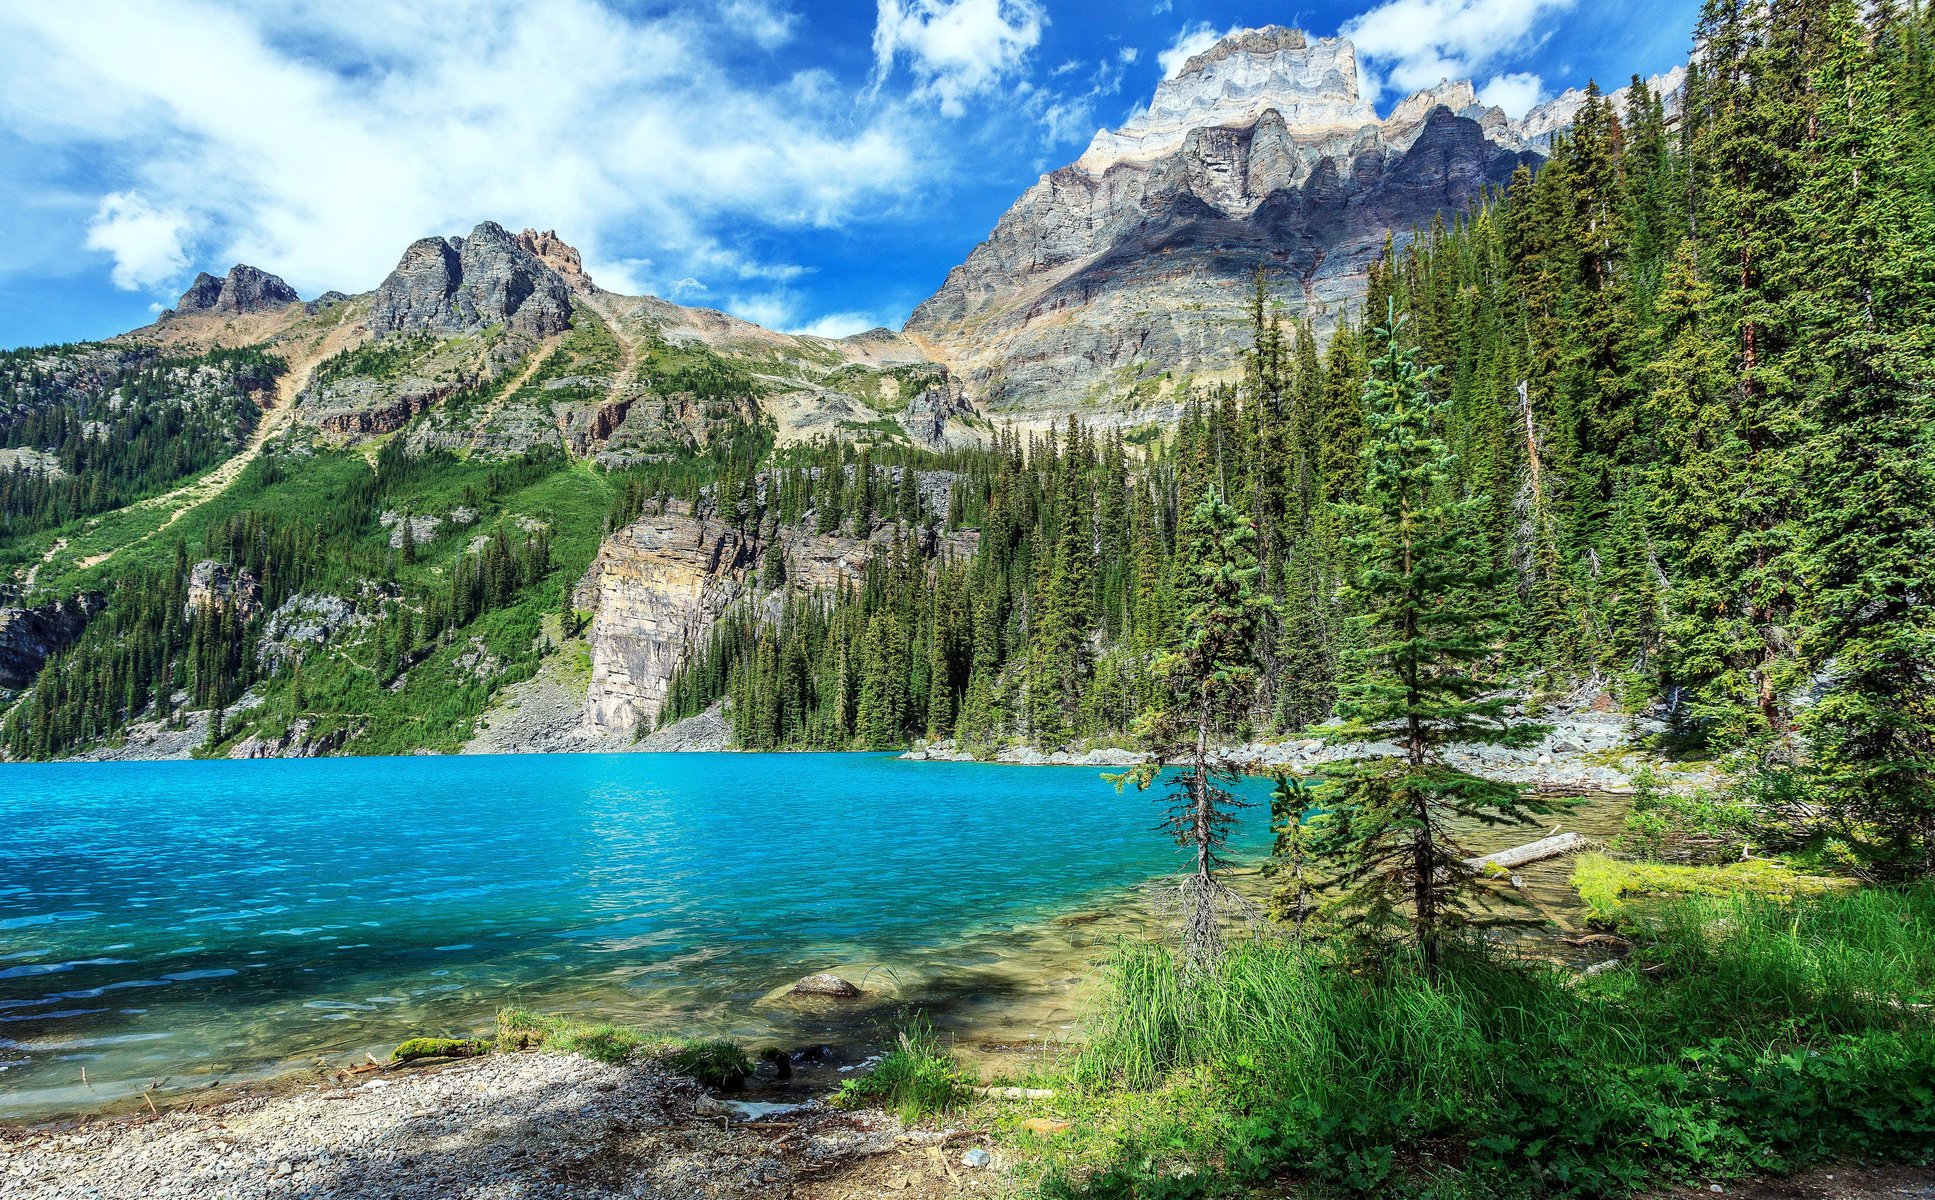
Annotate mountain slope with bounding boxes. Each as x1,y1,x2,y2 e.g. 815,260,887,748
904,26,1541,428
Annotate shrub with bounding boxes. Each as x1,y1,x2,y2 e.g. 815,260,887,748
836,1018,973,1123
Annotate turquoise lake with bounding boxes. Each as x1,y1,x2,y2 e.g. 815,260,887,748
0,752,1278,1118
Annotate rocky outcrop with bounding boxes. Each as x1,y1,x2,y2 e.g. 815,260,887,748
574,511,877,737
574,513,758,736
226,717,347,759
904,26,1541,428
516,228,594,290
0,594,103,689
369,221,572,339
173,265,300,316
1517,65,1686,150
185,561,262,620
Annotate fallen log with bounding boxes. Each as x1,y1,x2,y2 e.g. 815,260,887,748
1465,831,1588,873
971,1086,1056,1100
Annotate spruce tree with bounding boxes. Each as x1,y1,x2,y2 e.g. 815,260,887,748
1316,305,1549,971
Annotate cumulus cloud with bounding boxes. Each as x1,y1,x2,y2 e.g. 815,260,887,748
718,0,799,50
872,0,1046,116
1157,22,1240,79
85,192,190,290
1478,70,1546,118
0,0,929,304
1343,0,1575,102
791,310,892,338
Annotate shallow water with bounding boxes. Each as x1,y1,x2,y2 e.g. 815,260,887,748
0,752,1627,1119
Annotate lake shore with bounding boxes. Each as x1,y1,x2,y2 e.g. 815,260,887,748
0,1048,1004,1200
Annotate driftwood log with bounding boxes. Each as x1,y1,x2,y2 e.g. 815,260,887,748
1464,831,1588,873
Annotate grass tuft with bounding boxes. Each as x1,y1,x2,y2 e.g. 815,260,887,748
660,1039,755,1088
836,1018,974,1124
1044,886,1935,1197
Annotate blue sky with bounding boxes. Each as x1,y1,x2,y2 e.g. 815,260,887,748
0,0,1697,349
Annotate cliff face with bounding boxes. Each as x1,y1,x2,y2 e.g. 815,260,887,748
368,220,574,339
903,26,1540,429
0,595,104,689
571,507,917,738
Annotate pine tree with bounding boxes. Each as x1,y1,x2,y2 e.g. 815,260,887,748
1315,305,1550,971
1795,0,1935,873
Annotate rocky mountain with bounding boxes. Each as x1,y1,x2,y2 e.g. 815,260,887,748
171,264,300,317
903,26,1543,429
1516,65,1687,149
368,221,573,339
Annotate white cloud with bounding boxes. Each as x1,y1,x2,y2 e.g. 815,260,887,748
85,192,190,290
872,0,1046,117
791,310,891,338
1158,22,1239,79
718,0,798,50
1343,0,1576,102
0,0,929,305
1030,45,1141,145
1478,70,1545,118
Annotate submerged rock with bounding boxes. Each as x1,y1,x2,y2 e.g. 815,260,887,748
791,973,862,998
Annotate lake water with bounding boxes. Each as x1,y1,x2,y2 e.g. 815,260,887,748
0,753,1282,1118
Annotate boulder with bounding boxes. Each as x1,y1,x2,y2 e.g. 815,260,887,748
791,973,862,998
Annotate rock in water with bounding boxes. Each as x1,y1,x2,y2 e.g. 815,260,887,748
791,973,862,998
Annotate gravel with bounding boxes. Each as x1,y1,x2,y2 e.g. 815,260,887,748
0,1052,924,1200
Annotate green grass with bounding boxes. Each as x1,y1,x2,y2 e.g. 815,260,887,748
661,1039,755,1088
1030,887,1935,1198
835,1017,974,1124
495,1007,650,1064
1572,852,1858,925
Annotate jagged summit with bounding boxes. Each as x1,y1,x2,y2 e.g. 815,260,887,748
906,23,1540,427
171,264,299,317
1080,27,1372,171
368,220,574,339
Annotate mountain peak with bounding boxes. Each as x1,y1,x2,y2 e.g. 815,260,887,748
1171,25,1312,80
172,264,299,317
516,228,593,291
1079,28,1372,172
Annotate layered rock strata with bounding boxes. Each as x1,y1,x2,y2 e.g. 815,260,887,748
904,26,1541,428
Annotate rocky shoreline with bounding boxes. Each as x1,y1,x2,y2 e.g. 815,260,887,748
901,708,1722,795
0,1051,1001,1200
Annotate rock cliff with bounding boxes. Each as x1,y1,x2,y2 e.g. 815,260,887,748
369,220,574,339
904,26,1541,429
573,510,880,737
172,265,300,316
0,595,104,689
